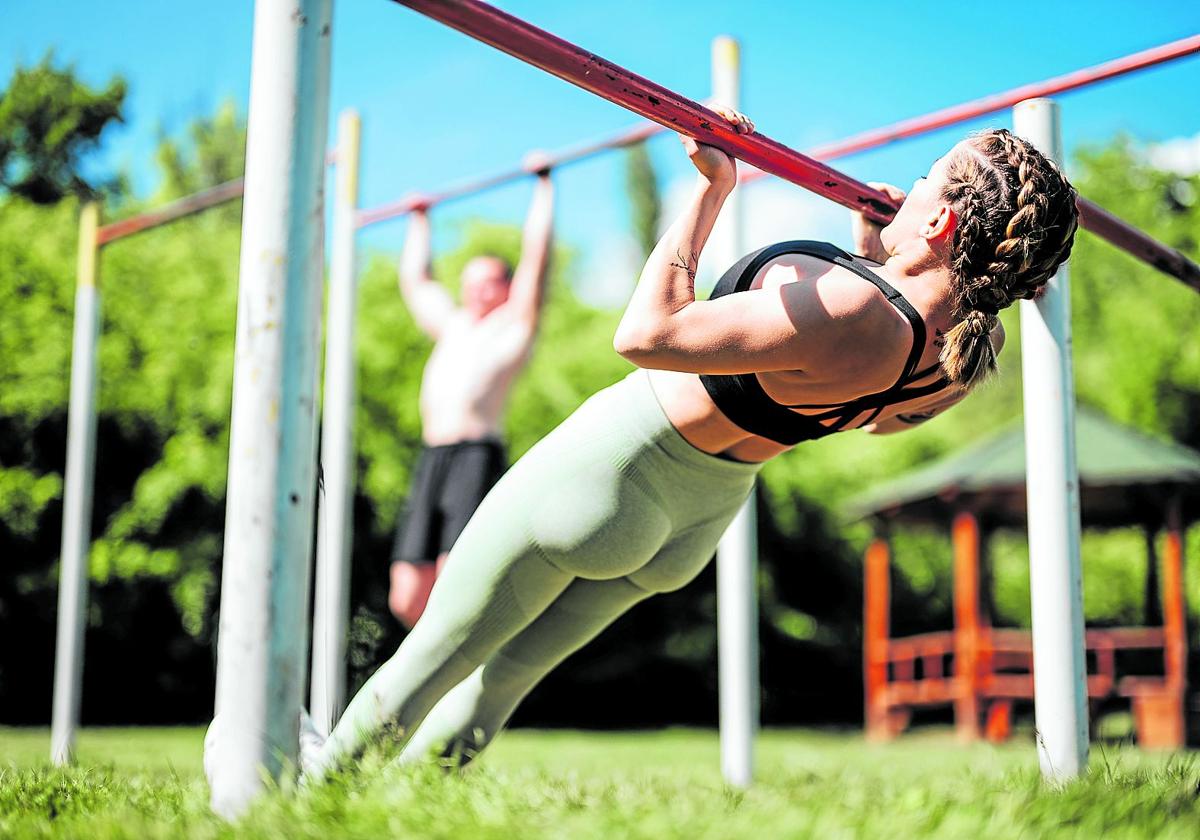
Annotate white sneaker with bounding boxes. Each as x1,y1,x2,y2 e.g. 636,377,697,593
202,713,228,790
298,708,327,777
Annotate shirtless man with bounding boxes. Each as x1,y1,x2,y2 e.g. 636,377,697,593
389,168,554,627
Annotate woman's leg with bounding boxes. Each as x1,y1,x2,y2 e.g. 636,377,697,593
395,577,652,766
311,391,675,775
397,516,743,767
310,502,575,775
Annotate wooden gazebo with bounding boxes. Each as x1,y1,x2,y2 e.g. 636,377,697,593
846,408,1200,748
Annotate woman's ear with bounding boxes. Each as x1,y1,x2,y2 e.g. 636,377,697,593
921,203,956,243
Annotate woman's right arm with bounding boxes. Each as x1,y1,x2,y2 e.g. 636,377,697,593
614,116,880,376
851,181,907,263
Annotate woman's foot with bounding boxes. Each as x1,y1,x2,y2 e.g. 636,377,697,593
298,708,326,776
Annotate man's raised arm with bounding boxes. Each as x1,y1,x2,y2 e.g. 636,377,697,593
398,207,456,340
504,166,555,326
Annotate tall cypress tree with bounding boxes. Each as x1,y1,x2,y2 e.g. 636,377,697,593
624,140,661,258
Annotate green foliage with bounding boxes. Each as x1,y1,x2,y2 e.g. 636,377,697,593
0,107,243,723
0,53,126,204
2,727,1200,838
1070,138,1200,443
2,90,1199,725
624,142,661,257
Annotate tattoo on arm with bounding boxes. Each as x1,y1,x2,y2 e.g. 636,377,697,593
896,411,936,425
669,249,698,283
933,328,946,350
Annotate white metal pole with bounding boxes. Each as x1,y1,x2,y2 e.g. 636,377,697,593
711,35,757,789
1014,98,1088,782
50,201,101,767
209,0,332,819
311,108,361,736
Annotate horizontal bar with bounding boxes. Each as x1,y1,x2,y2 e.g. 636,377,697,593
97,178,245,245
392,0,897,224
97,143,340,246
744,33,1200,177
1076,197,1200,291
396,1,1199,287
357,119,662,228
733,40,1200,288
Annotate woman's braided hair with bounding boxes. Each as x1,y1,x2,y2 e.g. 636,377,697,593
939,129,1078,388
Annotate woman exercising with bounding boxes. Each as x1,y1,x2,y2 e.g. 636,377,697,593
304,106,1077,774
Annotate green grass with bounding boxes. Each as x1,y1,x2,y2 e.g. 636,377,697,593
2,726,1198,838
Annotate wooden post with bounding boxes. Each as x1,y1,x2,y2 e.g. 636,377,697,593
1135,496,1187,748
953,511,982,742
1163,496,1186,694
1160,495,1188,747
864,534,891,741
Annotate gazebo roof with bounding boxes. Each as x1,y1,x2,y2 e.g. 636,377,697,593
844,408,1200,528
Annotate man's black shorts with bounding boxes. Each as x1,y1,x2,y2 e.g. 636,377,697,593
391,439,507,565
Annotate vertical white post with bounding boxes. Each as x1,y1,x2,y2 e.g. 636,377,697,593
310,108,361,736
209,0,332,819
711,35,757,789
1014,98,1088,782
51,201,101,766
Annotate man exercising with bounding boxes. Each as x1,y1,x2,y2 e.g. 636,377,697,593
389,165,554,627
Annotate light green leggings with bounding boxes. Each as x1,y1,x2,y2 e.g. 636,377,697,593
312,369,761,773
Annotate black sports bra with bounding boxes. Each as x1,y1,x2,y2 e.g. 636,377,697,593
698,240,952,445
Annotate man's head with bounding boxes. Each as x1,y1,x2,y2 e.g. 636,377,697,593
460,255,513,319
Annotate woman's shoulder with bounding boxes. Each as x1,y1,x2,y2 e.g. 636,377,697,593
760,261,910,387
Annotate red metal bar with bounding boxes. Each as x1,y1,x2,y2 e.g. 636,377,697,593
391,0,897,224
743,33,1200,179
356,119,661,228
97,178,245,246
394,1,1199,289
734,39,1200,289
1076,198,1200,291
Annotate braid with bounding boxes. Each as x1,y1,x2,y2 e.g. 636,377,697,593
937,128,1078,389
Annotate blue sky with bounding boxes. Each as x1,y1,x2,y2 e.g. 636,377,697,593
5,1,1199,303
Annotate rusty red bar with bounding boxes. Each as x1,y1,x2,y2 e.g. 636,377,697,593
394,0,1199,288
97,178,245,245
391,0,898,224
1076,197,1200,291
729,37,1200,288
357,118,664,228
744,33,1200,178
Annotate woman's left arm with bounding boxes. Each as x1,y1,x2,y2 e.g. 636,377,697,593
613,167,733,359
614,109,868,376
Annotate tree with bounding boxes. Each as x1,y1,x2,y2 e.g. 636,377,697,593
624,141,661,257
153,100,245,201
2,120,1198,726
0,53,126,204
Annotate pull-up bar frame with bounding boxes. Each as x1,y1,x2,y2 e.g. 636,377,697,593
392,0,1199,288
391,0,898,223
96,178,246,245
357,121,659,227
390,0,1199,787
775,33,1200,166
